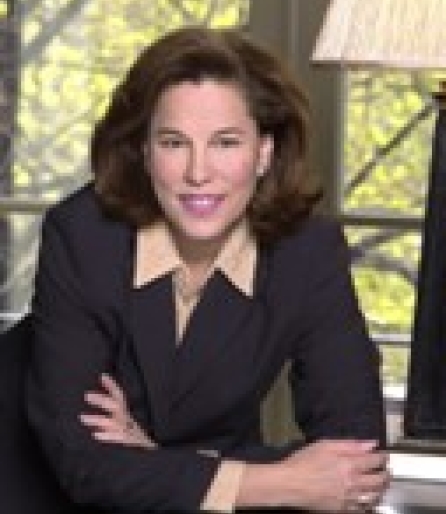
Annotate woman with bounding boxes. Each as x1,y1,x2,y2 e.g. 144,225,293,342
27,27,388,513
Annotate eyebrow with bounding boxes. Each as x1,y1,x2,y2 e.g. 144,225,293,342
151,128,185,137
151,126,247,138
214,127,246,136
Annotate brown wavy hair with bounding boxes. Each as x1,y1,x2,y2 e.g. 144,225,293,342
91,26,322,244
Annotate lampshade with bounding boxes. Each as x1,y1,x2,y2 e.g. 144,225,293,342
312,0,446,70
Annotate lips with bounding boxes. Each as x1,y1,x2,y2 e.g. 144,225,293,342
179,194,224,217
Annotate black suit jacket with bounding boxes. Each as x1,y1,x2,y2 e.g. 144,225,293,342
25,184,385,513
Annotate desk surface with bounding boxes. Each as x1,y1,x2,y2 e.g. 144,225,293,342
377,478,446,514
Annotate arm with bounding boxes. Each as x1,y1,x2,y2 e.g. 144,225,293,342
236,439,388,512
238,222,389,512
26,207,219,512
289,220,386,443
81,374,389,513
234,221,389,512
83,373,249,513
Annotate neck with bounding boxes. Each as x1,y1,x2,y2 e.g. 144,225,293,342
173,236,223,296
176,238,221,273
169,230,225,274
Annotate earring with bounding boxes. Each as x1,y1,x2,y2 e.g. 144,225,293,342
256,166,265,178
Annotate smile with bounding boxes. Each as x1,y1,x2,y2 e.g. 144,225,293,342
179,194,224,216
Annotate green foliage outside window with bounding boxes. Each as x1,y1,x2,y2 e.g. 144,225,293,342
343,71,446,384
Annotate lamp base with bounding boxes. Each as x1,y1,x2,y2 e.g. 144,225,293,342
403,87,446,446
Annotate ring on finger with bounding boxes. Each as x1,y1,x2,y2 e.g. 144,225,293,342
357,492,374,508
346,502,362,513
358,493,373,503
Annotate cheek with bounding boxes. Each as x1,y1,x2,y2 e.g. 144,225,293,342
222,156,258,190
149,154,182,189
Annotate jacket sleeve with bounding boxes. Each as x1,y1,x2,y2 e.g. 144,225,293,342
26,205,220,512
287,220,386,445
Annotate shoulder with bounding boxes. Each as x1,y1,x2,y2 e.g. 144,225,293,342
270,214,346,266
263,216,358,330
45,182,117,226
39,183,132,294
43,182,131,246
264,215,350,297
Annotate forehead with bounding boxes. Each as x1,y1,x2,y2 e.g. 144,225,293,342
150,79,254,128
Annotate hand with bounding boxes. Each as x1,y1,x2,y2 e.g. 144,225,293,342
281,439,389,512
80,373,155,449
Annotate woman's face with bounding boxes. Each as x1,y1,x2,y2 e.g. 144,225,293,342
145,79,273,258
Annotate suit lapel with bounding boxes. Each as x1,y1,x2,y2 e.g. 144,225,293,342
127,247,270,428
172,264,266,406
129,276,177,432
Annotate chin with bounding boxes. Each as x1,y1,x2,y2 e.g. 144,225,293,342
183,229,226,242
180,222,232,243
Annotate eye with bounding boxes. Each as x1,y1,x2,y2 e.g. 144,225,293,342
214,136,242,148
157,137,187,149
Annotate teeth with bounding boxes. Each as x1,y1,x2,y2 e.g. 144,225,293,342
183,195,219,206
188,197,217,207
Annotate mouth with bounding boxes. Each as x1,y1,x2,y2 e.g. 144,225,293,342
179,194,224,217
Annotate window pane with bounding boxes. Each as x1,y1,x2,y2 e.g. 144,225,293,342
0,212,42,328
345,225,421,338
343,71,438,217
380,345,410,386
341,71,446,386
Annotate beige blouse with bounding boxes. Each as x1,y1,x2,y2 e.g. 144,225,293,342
134,220,257,513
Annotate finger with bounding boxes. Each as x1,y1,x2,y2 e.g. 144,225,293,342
84,391,121,414
93,430,136,445
347,484,384,513
100,374,125,403
93,429,155,448
354,451,388,474
345,498,368,513
357,467,391,493
354,470,390,508
355,492,379,511
80,413,124,432
321,439,379,455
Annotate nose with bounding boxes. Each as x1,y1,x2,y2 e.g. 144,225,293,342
184,145,211,186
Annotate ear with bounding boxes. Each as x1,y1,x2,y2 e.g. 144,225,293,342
258,134,274,176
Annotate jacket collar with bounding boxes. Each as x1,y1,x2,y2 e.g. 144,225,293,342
133,220,257,297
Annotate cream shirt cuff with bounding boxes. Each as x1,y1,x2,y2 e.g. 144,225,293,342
200,459,245,513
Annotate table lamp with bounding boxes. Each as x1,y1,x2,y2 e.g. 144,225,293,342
312,0,446,442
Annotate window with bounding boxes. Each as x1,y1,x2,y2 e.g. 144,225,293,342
0,0,249,330
341,70,444,387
